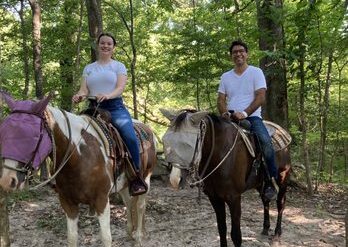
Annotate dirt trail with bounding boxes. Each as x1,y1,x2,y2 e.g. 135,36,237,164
8,179,346,247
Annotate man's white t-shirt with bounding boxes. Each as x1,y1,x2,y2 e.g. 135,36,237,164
218,65,266,118
82,59,127,97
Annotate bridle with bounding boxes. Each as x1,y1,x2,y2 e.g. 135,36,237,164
187,115,240,187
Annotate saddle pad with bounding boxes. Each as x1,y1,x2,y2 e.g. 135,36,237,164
264,120,292,151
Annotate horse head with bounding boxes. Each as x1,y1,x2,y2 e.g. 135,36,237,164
0,91,52,191
160,108,209,189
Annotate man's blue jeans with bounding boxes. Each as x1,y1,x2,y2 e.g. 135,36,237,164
247,116,278,179
99,98,141,171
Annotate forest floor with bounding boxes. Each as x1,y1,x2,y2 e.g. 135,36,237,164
6,176,347,247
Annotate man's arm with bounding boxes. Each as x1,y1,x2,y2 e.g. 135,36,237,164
217,92,230,118
244,88,266,116
233,88,266,120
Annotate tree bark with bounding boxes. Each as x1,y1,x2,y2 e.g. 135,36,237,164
59,0,79,111
29,0,44,99
0,151,10,247
85,0,103,62
128,0,138,119
256,0,288,128
299,47,313,196
19,0,30,99
318,51,333,182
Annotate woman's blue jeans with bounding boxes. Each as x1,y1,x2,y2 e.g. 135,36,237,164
247,116,278,179
98,98,141,171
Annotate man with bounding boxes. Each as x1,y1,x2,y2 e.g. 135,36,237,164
217,40,279,200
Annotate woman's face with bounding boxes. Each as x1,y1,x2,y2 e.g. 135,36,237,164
98,35,115,58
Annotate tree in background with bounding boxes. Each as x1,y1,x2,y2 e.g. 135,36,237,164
28,0,43,99
85,0,103,62
256,0,288,128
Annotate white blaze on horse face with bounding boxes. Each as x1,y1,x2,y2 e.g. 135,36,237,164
169,166,182,189
0,159,20,191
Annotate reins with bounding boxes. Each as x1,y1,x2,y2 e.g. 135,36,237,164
188,117,240,187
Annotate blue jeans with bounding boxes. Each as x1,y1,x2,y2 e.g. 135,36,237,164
98,98,141,171
247,116,278,179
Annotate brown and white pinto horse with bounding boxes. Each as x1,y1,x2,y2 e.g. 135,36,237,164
0,92,156,247
161,109,291,247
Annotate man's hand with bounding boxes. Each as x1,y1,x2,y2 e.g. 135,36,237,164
222,111,231,120
232,111,248,121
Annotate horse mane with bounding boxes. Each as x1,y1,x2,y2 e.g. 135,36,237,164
172,109,197,130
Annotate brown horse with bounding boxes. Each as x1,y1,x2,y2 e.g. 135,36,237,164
0,92,157,247
161,109,291,247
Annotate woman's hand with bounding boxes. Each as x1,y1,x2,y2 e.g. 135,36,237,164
72,94,87,103
96,94,111,102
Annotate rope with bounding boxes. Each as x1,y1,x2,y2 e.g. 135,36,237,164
189,121,240,187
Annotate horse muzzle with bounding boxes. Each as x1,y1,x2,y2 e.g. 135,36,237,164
0,160,26,191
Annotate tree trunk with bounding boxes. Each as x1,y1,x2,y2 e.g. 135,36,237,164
29,0,44,99
19,0,30,99
317,51,333,183
0,151,10,247
256,0,288,128
299,50,313,196
59,0,79,111
85,0,103,62
128,0,138,119
75,0,84,78
296,14,313,194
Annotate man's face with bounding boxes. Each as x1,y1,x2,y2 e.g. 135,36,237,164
231,45,248,66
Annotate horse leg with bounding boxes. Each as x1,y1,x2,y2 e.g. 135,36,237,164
97,199,112,247
208,196,228,247
119,188,134,238
133,175,151,245
274,186,287,237
59,197,79,247
132,193,147,246
261,196,270,235
227,196,242,247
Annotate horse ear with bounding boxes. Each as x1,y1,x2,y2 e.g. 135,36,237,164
0,91,16,110
160,108,177,121
190,111,209,125
32,94,52,114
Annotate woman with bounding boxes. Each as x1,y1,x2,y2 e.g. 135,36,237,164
72,32,147,196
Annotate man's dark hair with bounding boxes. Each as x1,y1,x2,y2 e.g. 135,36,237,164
229,40,248,54
97,32,116,46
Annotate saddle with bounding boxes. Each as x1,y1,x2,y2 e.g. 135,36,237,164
230,119,292,190
80,107,150,192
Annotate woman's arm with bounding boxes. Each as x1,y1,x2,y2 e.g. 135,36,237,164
72,78,89,103
96,74,127,102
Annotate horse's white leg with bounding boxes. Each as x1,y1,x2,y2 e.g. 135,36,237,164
133,175,151,245
66,215,78,247
119,188,133,237
98,200,112,247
